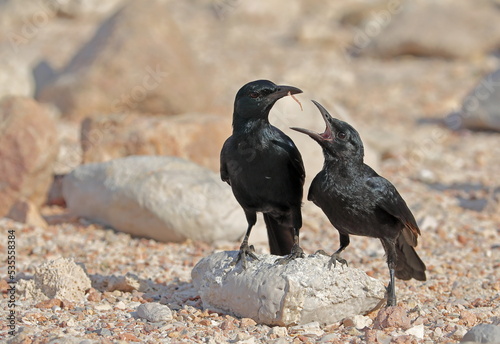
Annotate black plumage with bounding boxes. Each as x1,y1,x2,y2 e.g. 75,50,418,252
220,80,305,267
292,100,426,306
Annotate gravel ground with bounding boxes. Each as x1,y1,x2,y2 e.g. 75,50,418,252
1,43,500,344
1,145,499,344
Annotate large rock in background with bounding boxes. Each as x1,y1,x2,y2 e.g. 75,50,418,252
81,113,230,171
37,0,212,119
448,69,500,132
460,324,500,344
45,0,126,18
0,96,59,216
192,251,385,326
361,0,500,59
0,55,35,98
62,156,249,244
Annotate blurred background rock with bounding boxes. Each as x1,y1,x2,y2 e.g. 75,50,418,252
1,0,499,237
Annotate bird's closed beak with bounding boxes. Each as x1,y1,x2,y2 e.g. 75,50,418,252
270,85,303,101
291,100,334,142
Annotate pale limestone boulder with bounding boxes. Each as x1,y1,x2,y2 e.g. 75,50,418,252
62,156,247,244
192,251,385,326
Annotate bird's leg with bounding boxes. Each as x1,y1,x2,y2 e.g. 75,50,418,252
386,268,397,307
275,230,304,265
232,236,258,270
231,212,258,269
318,233,349,269
381,238,398,307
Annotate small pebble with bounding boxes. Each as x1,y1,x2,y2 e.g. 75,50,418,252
94,303,112,311
268,326,288,337
405,324,425,339
136,303,173,322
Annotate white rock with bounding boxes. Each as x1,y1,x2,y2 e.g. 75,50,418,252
17,258,91,301
405,323,425,339
62,156,248,244
192,251,386,326
289,321,324,336
460,324,500,344
94,303,112,311
268,326,288,337
343,314,373,330
0,56,34,98
137,303,173,322
114,301,127,310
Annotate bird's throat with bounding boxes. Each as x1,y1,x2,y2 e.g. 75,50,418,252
232,116,270,134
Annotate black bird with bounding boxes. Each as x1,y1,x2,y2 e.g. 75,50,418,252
220,80,305,267
291,100,426,306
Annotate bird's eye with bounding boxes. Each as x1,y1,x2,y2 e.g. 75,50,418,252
337,132,347,140
249,92,259,98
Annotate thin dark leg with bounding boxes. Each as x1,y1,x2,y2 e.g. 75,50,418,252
275,229,305,264
316,233,350,268
231,211,258,269
387,268,396,306
381,238,398,307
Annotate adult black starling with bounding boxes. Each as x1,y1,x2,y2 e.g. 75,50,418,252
291,100,426,306
220,80,305,268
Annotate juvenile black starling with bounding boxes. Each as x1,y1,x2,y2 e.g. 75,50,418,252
291,100,426,306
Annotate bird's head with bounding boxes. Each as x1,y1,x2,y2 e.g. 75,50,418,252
233,80,302,122
291,100,364,162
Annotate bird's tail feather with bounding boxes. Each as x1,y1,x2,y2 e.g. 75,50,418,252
395,236,427,281
263,213,294,256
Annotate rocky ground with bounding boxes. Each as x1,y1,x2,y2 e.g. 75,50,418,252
1,0,500,343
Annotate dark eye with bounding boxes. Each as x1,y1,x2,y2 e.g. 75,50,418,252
249,92,259,98
337,132,347,140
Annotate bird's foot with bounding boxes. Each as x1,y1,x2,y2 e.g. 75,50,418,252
231,243,258,269
328,254,348,269
275,245,305,265
314,249,329,256
385,297,397,307
385,280,397,307
314,250,348,269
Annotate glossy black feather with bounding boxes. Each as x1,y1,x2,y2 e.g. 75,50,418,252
220,80,305,259
292,100,426,306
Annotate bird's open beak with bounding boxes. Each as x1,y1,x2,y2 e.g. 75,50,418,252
291,100,334,142
270,85,303,101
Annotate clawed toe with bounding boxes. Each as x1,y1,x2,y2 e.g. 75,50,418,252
275,245,305,265
314,250,348,268
231,244,259,269
328,254,348,269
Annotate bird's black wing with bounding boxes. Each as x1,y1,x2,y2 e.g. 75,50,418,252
270,131,305,187
366,176,420,247
220,138,231,185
